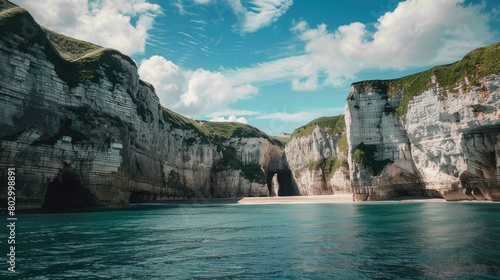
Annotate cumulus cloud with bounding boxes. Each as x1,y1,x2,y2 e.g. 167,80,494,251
206,109,260,117
138,56,258,116
289,0,493,88
11,0,161,55
230,0,293,33
226,0,494,92
193,0,212,4
209,115,248,124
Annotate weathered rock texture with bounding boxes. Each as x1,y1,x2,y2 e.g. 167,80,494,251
0,4,291,209
285,116,350,195
345,43,500,201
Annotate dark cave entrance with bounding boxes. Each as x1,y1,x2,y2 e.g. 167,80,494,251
129,191,157,203
43,163,91,210
266,170,294,197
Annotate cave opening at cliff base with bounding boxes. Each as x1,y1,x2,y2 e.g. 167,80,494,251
43,162,94,210
266,170,294,196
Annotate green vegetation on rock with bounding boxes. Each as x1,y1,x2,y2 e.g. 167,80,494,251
161,107,206,135
291,115,345,138
44,29,101,61
353,42,500,116
202,121,272,142
306,156,349,177
307,159,321,171
352,143,392,176
323,156,348,175
219,146,266,184
240,165,266,184
338,134,348,153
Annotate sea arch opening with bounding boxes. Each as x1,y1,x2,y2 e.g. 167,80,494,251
266,170,294,197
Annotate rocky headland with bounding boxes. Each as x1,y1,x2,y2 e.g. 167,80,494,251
0,2,292,209
0,0,499,209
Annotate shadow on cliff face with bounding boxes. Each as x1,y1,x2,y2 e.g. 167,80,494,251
457,125,500,200
42,162,95,210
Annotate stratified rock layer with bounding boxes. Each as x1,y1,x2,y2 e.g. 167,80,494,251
285,119,350,196
0,5,290,209
346,73,500,201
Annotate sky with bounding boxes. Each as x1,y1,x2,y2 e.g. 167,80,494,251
11,0,500,135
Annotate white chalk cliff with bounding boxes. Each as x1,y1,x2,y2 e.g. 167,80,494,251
284,117,350,195
1,1,499,209
345,43,500,200
0,3,291,209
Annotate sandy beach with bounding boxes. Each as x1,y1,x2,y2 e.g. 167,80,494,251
155,194,450,205
236,194,355,204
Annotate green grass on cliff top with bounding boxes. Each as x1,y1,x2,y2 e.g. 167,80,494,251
353,41,500,116
291,115,345,138
0,3,136,88
160,107,276,143
201,121,273,142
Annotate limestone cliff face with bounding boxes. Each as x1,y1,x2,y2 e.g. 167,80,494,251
0,6,288,209
345,44,500,201
404,75,500,201
284,117,350,195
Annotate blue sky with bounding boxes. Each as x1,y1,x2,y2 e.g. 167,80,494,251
13,0,500,135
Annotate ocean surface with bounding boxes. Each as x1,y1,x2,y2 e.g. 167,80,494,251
2,201,500,279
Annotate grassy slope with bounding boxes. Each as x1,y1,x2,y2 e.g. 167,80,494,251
353,42,500,116
291,115,345,138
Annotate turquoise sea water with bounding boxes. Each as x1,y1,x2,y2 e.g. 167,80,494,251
2,201,500,279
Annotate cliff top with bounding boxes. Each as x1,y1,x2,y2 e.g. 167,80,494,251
352,41,500,115
201,121,272,142
0,1,136,88
160,107,278,144
291,115,345,138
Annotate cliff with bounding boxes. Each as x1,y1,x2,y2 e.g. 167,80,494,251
0,2,292,209
284,116,350,195
345,42,500,201
1,0,499,207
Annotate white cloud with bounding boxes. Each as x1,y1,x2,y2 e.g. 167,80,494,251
138,56,258,116
193,0,212,4
209,115,248,124
290,0,493,88
230,0,293,33
226,0,494,92
138,55,187,107
256,107,345,122
224,55,309,86
12,0,161,55
206,109,260,117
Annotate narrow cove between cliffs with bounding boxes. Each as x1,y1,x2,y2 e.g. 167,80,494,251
2,201,500,279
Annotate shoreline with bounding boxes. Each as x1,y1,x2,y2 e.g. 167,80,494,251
151,194,450,205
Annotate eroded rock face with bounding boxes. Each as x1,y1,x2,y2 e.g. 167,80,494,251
0,8,287,209
404,76,500,201
285,126,350,195
345,82,422,200
345,76,500,201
